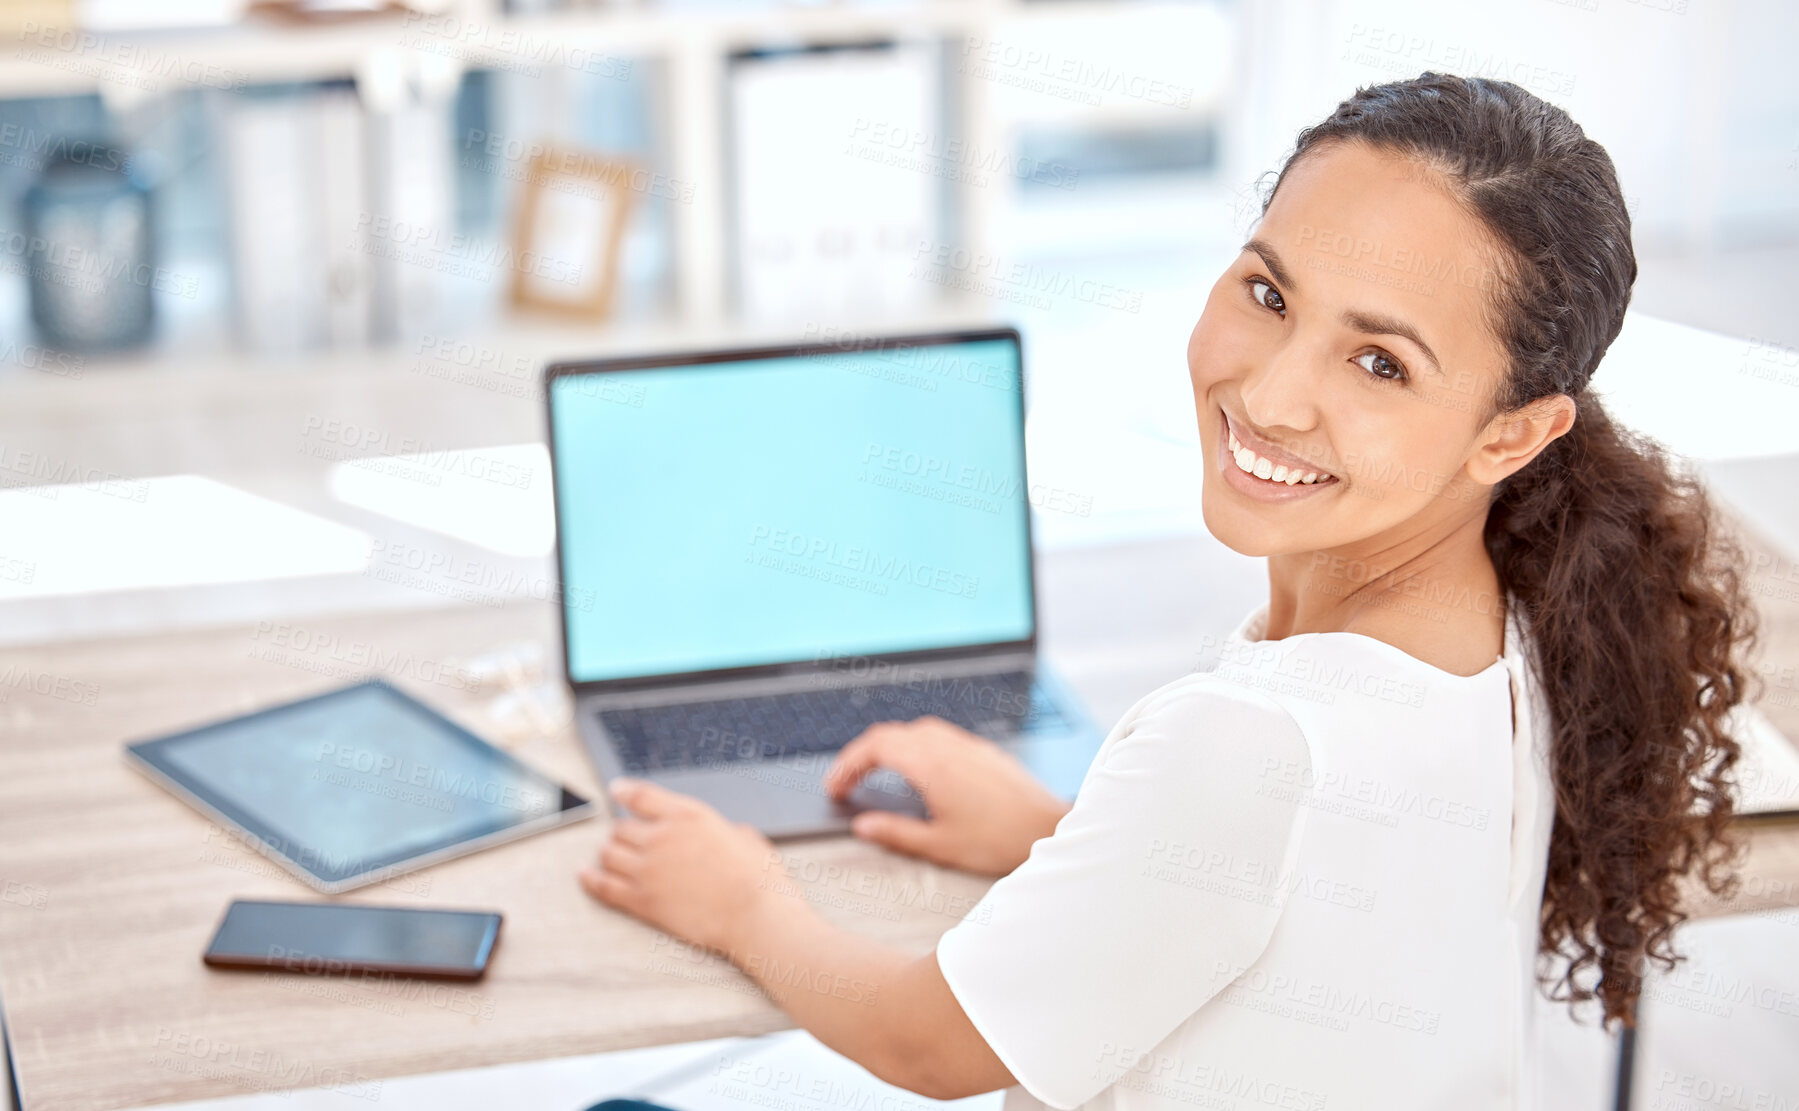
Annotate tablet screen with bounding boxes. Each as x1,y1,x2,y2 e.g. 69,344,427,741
128,681,590,890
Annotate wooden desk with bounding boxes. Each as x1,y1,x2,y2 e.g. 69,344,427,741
2,531,1797,1111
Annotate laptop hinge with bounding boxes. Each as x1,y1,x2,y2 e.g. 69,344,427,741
575,646,1039,708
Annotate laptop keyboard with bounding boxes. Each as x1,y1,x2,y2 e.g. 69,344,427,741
598,669,1068,773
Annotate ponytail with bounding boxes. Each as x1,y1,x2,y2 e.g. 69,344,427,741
1485,390,1756,1026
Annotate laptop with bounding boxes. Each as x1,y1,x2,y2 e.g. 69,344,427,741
543,326,1105,838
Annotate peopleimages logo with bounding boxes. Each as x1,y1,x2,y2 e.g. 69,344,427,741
315,740,550,814
844,117,1079,190
858,441,1093,517
745,525,980,599
0,229,199,298
14,22,249,90
0,124,125,172
909,239,1144,314
1294,224,1500,293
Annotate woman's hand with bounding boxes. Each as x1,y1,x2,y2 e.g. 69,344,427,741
822,716,1071,877
577,777,780,954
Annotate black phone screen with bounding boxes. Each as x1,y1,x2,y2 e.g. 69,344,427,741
203,900,502,980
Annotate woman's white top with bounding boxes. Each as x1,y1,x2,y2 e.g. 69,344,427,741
935,593,1557,1111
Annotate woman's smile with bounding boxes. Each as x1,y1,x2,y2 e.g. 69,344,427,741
1215,410,1341,503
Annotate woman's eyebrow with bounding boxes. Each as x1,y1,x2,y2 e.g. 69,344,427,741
1341,309,1444,378
1243,237,1445,378
1243,238,1297,289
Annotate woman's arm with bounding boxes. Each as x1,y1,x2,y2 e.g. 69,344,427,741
724,885,1015,1100
579,775,1016,1101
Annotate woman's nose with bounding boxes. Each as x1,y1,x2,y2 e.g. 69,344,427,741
1237,339,1325,435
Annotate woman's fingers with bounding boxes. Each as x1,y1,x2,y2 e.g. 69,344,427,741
824,721,941,799
578,866,636,910
609,776,692,820
598,838,645,878
831,722,913,791
608,817,654,848
849,810,945,862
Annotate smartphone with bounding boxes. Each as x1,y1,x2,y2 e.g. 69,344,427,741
202,899,502,981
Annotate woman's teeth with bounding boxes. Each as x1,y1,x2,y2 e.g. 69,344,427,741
1227,428,1333,486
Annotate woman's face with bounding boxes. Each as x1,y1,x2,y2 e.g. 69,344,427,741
1188,139,1513,557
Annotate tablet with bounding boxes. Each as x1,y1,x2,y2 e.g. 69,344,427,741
127,680,593,893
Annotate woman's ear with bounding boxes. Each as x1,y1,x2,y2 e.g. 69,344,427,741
1468,393,1577,486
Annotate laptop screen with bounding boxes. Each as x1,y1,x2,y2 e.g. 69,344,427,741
548,333,1036,685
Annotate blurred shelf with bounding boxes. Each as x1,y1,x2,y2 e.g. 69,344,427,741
0,0,1232,368
0,0,1223,101
0,1,987,99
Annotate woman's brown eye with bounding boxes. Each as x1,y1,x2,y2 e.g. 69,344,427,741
1249,279,1284,314
1354,351,1407,382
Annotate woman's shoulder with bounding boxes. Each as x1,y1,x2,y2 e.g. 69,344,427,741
1105,669,1315,776
1128,666,1305,721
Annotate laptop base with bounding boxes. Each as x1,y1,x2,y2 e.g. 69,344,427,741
576,664,1104,839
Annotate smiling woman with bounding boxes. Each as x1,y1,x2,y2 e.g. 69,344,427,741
1190,73,1757,1032
577,72,1761,1111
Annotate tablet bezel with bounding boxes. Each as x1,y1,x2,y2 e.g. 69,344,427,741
126,679,594,895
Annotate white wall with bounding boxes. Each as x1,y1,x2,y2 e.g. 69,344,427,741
1226,0,1799,251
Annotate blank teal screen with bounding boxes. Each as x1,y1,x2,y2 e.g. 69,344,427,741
550,339,1035,683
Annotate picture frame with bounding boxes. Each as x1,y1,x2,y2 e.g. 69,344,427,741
508,146,637,320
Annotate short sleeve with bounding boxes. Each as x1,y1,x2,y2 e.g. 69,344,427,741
934,676,1312,1111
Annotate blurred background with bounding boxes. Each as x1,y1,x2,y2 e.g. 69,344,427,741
2,0,1797,638
2,0,1797,1107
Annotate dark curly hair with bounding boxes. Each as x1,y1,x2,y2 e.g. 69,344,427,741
1258,72,1759,1028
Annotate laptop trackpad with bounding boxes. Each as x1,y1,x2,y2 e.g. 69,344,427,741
640,759,928,838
